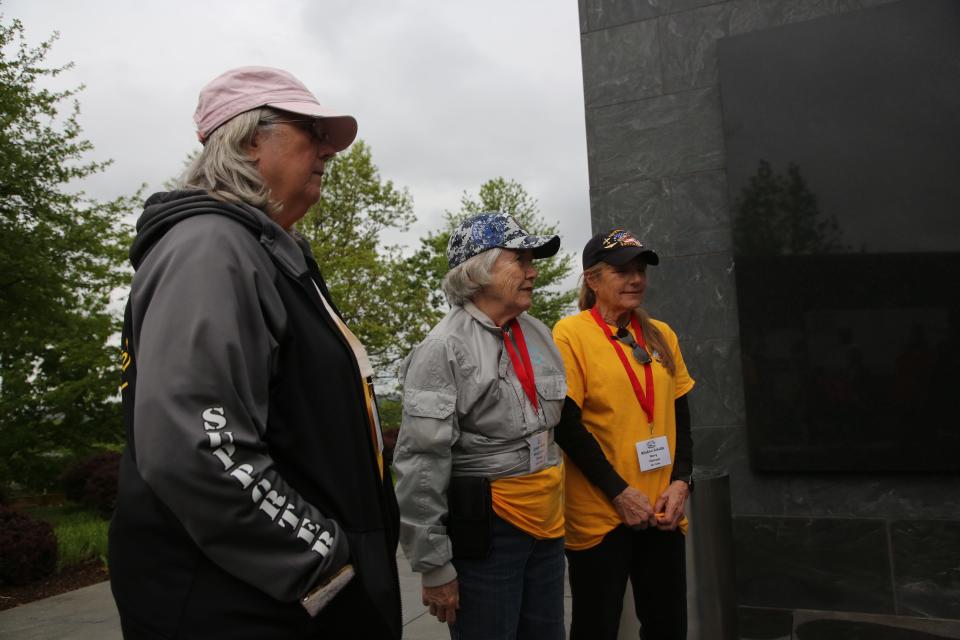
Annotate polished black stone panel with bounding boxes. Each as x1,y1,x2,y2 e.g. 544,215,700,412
685,337,746,428
590,171,732,258
581,0,718,32
734,516,894,613
738,606,793,640
644,250,739,342
795,618,959,639
658,0,902,93
586,87,724,187
723,0,900,37
580,20,661,108
731,473,960,522
719,0,960,472
892,520,960,620
792,609,960,638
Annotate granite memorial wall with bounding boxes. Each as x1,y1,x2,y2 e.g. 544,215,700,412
578,0,960,635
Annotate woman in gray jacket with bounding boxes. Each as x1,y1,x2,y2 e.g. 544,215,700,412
393,213,567,640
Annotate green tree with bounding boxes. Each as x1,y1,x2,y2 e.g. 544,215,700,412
298,140,434,380
405,177,576,329
0,17,136,489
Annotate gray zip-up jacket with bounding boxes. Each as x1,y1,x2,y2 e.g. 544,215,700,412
393,302,567,586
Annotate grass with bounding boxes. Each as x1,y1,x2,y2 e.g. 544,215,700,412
26,503,109,572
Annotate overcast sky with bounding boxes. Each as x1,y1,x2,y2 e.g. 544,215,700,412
6,0,592,271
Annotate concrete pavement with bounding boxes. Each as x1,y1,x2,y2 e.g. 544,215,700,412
0,552,574,639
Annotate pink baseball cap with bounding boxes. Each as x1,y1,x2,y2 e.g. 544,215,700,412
193,66,358,151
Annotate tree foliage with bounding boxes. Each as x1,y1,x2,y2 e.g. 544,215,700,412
298,140,434,380
405,177,577,329
0,16,135,489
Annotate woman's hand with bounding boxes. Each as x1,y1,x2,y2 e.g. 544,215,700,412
423,578,459,624
612,486,655,529
653,480,690,530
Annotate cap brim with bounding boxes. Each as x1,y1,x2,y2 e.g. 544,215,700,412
268,100,358,152
603,246,660,266
501,234,561,259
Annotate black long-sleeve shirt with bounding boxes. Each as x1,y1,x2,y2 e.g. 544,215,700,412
554,395,692,500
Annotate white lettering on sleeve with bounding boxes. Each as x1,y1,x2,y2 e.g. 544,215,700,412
312,530,333,557
211,443,236,470
207,431,234,448
199,405,338,559
278,504,300,529
259,490,287,521
202,406,227,430
296,518,319,545
229,464,255,489
251,478,272,503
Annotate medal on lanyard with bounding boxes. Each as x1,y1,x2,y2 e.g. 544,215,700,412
503,319,539,411
589,307,655,432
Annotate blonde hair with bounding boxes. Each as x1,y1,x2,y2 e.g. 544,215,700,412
579,262,676,376
181,108,287,216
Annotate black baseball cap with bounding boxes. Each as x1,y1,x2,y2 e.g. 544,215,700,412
582,228,660,270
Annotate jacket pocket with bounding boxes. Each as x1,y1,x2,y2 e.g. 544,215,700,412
402,388,456,419
536,374,566,428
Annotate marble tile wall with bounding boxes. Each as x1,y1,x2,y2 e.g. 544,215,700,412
578,0,960,627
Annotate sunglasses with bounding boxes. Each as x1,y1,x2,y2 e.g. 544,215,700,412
615,327,652,365
262,118,330,144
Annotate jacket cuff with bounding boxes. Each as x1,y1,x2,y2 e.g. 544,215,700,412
421,562,458,588
598,470,630,502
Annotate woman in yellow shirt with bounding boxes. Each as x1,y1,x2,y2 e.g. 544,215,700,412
554,229,695,640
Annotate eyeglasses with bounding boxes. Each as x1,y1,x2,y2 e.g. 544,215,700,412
615,327,652,365
261,118,330,145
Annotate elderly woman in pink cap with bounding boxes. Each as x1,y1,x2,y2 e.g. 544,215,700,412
108,67,402,639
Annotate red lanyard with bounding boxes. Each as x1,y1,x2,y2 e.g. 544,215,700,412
589,307,655,425
503,319,539,411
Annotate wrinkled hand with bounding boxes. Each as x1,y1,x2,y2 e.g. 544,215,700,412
653,480,690,530
423,578,459,624
612,486,655,529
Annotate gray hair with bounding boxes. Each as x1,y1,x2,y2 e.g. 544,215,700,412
441,248,502,306
180,108,287,216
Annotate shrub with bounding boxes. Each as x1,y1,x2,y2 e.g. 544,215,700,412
382,428,399,467
83,457,120,515
60,451,120,512
0,507,58,585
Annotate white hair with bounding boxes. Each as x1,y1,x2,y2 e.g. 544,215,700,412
441,248,503,306
180,108,287,216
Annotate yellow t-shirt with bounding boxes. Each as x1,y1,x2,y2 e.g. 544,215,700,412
553,310,694,550
491,464,565,539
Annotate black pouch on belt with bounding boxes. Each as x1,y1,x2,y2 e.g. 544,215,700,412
446,476,492,559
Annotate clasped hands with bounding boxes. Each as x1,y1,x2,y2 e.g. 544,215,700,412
612,481,689,531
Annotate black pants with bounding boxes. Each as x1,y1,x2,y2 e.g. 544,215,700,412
565,525,687,640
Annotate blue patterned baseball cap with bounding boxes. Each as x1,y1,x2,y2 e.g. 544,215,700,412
447,212,561,269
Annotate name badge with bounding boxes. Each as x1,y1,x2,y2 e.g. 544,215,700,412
527,431,550,474
636,435,671,472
